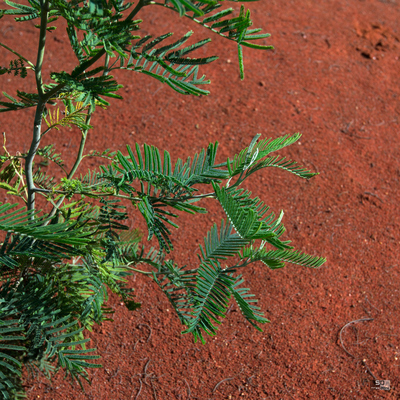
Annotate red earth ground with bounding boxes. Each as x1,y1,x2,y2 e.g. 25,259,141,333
1,0,400,398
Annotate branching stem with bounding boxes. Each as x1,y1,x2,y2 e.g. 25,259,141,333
45,112,93,221
26,0,50,216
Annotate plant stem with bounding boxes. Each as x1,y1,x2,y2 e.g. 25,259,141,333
45,112,93,221
103,54,110,76
25,0,50,215
128,267,155,275
34,187,141,202
35,1,50,98
225,259,252,272
68,114,92,179
126,0,145,22
33,0,147,216
41,0,148,219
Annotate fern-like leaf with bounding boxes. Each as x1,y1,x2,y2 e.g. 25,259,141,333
56,0,139,62
240,246,326,270
0,313,26,400
50,70,123,112
33,169,57,191
113,143,195,195
225,133,316,181
43,102,91,132
84,148,116,161
2,0,40,21
153,260,197,326
0,269,103,393
156,0,273,77
212,184,287,244
183,258,235,343
229,275,269,331
126,31,217,96
172,141,229,186
0,90,39,112
109,141,228,200
78,169,109,192
137,196,176,253
36,145,65,169
0,203,93,246
198,219,248,263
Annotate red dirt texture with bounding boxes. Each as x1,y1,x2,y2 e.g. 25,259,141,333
1,0,400,399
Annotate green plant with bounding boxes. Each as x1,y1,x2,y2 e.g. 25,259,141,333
0,0,325,398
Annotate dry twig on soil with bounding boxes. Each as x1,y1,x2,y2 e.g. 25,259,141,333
213,377,234,393
138,323,152,342
339,317,378,380
339,317,374,358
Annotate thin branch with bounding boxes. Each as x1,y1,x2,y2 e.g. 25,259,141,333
126,0,146,22
225,258,252,272
0,41,35,69
339,319,379,381
183,379,191,399
133,377,143,400
33,187,141,201
155,191,215,204
42,82,66,102
212,377,234,393
137,323,152,342
35,185,216,204
126,267,155,275
68,113,92,179
339,317,374,358
103,53,110,76
39,126,53,139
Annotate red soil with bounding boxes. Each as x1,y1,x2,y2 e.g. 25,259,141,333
1,0,400,398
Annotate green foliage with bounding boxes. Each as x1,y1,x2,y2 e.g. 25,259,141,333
0,59,27,78
0,90,40,112
125,31,217,96
154,0,274,79
0,0,325,397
